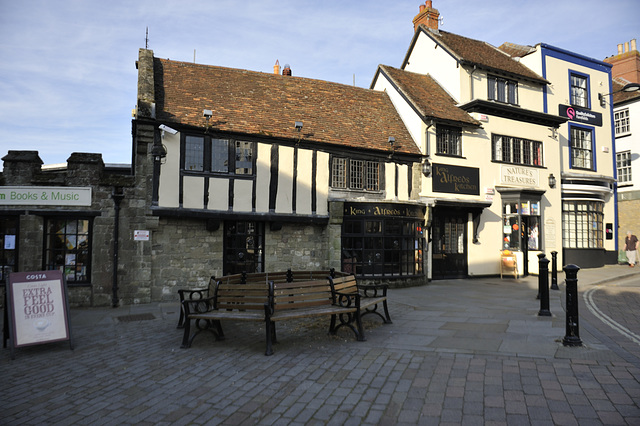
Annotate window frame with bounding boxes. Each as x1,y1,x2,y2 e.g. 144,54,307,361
435,125,462,157
488,75,519,105
569,71,590,108
182,134,255,176
491,134,543,167
562,201,604,249
331,156,381,191
614,108,630,136
569,124,595,171
43,217,92,285
617,150,632,184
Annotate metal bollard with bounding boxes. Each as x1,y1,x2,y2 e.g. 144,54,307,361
550,251,559,290
536,253,545,300
562,264,583,347
538,255,551,316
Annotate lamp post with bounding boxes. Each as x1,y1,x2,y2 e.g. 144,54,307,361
599,82,640,107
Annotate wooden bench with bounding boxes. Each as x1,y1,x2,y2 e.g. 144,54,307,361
330,275,392,325
180,281,269,350
264,278,362,356
176,276,216,328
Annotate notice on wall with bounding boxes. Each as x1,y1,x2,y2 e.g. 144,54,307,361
545,218,556,249
6,270,73,358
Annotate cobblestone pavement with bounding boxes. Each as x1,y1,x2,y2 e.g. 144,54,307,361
2,265,640,425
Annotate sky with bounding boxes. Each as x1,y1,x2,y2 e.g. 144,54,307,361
1,0,639,167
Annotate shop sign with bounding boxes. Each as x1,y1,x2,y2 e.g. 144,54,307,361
0,186,91,206
6,270,74,358
432,163,479,195
344,202,424,219
500,166,539,187
558,104,602,127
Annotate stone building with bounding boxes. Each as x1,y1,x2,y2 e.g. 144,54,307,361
1,48,426,307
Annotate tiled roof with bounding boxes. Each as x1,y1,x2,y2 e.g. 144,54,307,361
612,77,640,105
154,58,421,156
498,42,536,59
377,65,479,126
417,27,547,84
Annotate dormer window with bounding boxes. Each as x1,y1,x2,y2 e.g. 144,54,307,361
488,75,518,105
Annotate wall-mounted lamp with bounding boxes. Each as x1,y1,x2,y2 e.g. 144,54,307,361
422,158,432,177
151,143,167,163
548,173,557,188
598,82,640,107
294,121,303,131
388,136,395,146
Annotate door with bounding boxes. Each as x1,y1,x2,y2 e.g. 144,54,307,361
223,221,264,276
432,211,467,279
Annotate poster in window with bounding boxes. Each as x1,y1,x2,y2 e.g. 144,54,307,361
6,270,73,358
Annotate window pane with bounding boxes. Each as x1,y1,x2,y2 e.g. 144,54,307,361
211,138,229,173
235,141,253,174
350,160,364,189
332,157,347,188
570,74,588,107
365,161,379,191
185,136,204,171
571,127,593,169
45,218,91,283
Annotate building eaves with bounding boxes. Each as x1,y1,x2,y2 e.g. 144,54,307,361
460,99,567,128
154,57,421,156
411,26,548,85
376,65,480,127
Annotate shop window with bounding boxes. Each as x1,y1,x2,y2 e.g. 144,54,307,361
0,216,19,284
501,200,541,251
488,75,518,105
183,134,254,175
562,201,603,249
331,157,380,191
492,134,542,166
436,125,462,156
342,217,424,278
44,218,91,284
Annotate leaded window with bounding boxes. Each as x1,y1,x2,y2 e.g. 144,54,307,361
492,134,542,166
331,157,380,191
436,125,462,156
488,75,518,105
44,218,91,283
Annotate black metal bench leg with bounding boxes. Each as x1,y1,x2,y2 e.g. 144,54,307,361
180,318,192,348
355,312,366,341
382,300,392,324
265,321,274,356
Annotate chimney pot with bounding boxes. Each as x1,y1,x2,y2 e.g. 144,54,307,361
412,0,439,32
618,43,623,54
631,39,637,52
274,59,280,75
283,64,292,76
425,1,432,7
419,4,425,12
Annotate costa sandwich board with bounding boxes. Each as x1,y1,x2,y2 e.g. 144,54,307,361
4,270,74,359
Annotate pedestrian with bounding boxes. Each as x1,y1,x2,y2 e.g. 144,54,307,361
625,231,639,267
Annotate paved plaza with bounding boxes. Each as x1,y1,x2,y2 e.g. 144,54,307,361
2,265,640,425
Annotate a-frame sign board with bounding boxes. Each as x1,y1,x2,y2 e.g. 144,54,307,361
4,270,74,359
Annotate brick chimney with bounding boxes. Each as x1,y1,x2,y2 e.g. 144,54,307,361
604,39,640,84
413,1,440,32
282,64,292,76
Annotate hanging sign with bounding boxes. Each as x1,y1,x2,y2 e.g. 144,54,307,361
558,105,602,127
5,270,74,359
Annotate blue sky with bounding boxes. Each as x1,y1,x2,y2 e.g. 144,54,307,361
1,0,638,166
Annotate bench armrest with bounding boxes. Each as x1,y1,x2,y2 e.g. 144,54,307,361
358,284,388,298
182,296,216,317
333,290,361,309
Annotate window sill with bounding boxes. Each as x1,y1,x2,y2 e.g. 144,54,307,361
615,132,632,139
435,153,466,159
491,160,546,168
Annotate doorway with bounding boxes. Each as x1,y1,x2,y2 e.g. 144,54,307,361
432,211,467,279
223,221,264,276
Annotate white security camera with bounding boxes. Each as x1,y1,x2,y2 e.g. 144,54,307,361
159,124,178,134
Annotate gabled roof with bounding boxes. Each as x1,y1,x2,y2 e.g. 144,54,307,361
153,58,420,156
375,65,480,127
613,77,640,105
498,42,536,59
406,26,547,84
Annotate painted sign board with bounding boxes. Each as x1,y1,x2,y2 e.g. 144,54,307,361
0,186,91,206
558,105,602,127
5,270,74,359
432,163,480,195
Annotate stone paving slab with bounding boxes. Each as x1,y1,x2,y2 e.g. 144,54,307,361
1,265,640,424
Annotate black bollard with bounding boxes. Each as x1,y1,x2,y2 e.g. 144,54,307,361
538,256,551,316
536,253,545,299
550,251,559,290
562,264,583,347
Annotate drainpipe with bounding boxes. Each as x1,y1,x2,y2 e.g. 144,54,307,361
111,187,125,307
469,65,477,101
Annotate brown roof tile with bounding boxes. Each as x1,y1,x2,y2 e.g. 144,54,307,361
154,58,420,156
418,27,547,84
612,77,640,104
377,65,479,126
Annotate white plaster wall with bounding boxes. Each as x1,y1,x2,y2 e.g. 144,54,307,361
276,145,294,214
296,149,313,214
233,180,253,212
157,132,180,208
208,178,228,211
615,99,640,193
182,176,204,209
404,32,462,102
397,164,409,201
316,151,329,215
255,143,271,213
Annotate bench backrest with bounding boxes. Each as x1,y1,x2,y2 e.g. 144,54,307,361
214,282,270,311
270,279,333,311
329,275,358,295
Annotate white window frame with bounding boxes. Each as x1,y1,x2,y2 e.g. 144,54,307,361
614,108,630,136
617,150,632,184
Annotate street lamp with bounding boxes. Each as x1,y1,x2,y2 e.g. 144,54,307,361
599,82,640,107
